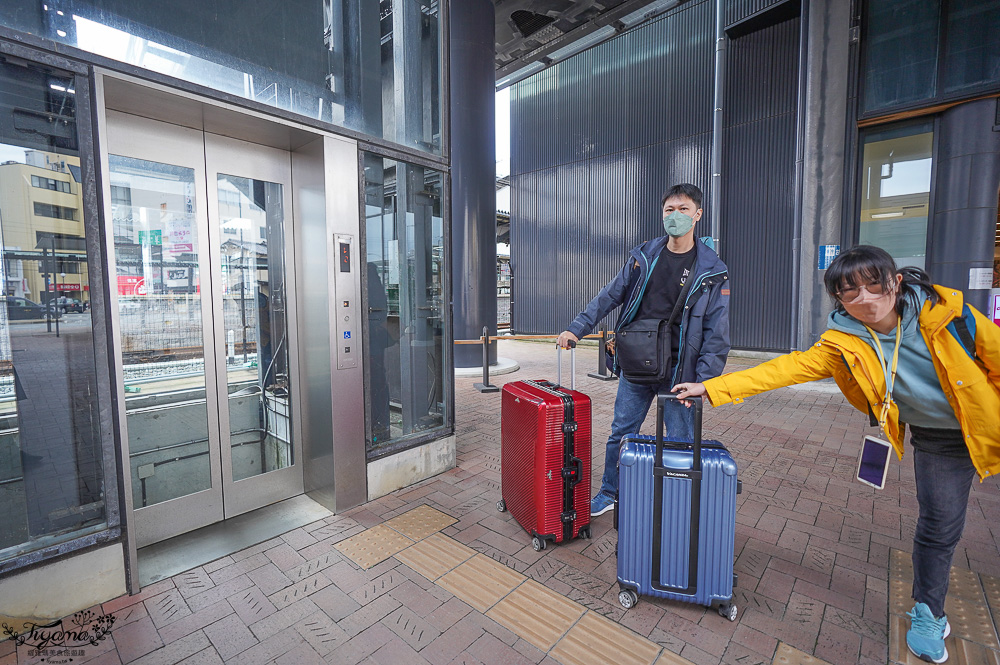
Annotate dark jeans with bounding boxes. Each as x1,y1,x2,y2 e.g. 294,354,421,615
599,375,694,496
911,442,976,618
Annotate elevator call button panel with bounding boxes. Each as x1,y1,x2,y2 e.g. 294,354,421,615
333,233,358,370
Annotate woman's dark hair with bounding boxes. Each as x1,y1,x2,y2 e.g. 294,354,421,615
823,245,939,315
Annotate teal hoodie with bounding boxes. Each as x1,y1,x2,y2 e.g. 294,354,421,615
827,292,960,430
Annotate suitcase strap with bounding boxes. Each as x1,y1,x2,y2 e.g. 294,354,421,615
651,394,703,596
526,380,581,541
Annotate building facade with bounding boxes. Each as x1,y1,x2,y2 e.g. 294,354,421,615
508,0,1000,350
0,0,456,623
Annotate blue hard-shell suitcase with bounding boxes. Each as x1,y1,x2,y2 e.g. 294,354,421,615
615,394,741,620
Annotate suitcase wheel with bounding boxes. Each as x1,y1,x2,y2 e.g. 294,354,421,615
618,589,638,610
496,500,506,513
718,603,738,621
531,536,546,552
579,526,591,539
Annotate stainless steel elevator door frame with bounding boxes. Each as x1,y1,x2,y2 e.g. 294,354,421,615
105,112,303,547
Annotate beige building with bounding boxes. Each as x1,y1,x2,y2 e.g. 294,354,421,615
0,150,88,303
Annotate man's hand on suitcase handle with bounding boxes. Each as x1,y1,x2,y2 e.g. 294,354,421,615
671,382,709,407
556,331,578,349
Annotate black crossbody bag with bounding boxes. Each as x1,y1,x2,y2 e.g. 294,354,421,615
614,278,693,385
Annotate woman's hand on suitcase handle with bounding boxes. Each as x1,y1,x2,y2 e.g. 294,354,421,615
671,382,708,407
556,331,579,349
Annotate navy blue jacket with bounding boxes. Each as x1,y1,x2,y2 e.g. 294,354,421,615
566,236,731,384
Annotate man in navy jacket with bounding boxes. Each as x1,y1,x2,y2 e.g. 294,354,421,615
556,183,731,516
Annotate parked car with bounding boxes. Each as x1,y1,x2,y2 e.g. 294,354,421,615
56,297,85,313
6,297,59,320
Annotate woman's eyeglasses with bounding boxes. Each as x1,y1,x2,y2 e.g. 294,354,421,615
836,281,887,303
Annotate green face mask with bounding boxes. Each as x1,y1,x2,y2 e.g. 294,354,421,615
662,211,695,238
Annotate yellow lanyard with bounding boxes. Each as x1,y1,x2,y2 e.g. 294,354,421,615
863,318,902,436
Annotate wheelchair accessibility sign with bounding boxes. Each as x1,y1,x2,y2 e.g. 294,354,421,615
344,331,351,339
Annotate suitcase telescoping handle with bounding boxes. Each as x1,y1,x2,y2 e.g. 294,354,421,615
651,393,703,596
556,341,576,390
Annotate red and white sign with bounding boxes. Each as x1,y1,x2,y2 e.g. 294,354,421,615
117,276,147,296
48,283,81,291
991,294,1000,327
169,243,194,254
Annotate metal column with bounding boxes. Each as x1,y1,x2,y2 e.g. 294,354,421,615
449,0,497,367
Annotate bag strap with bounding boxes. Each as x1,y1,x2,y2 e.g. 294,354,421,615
952,305,985,371
665,271,695,329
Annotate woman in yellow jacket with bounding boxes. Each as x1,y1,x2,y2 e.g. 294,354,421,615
673,245,1000,665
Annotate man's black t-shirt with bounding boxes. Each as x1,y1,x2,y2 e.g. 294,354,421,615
633,245,696,363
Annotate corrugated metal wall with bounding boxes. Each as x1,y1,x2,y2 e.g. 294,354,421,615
726,0,791,27
510,0,800,351
720,12,800,350
510,0,715,335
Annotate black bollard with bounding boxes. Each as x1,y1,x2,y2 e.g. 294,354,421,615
588,325,618,381
474,325,500,393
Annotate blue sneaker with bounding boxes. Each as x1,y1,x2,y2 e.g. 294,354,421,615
906,602,951,663
590,491,615,517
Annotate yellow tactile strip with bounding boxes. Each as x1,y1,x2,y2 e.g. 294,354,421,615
550,610,661,665
772,642,832,664
487,579,586,651
333,524,414,569
888,548,1000,664
384,504,458,540
394,532,475,581
438,553,527,613
339,506,679,665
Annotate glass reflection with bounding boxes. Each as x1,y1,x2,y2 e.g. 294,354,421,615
216,175,292,481
363,154,446,451
0,0,442,154
0,59,105,560
109,155,213,508
859,122,933,270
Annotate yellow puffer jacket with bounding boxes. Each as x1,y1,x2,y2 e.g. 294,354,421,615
704,286,1000,480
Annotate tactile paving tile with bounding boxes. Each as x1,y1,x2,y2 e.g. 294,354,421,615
983,575,1000,614
486,579,585,651
944,596,1000,649
772,642,833,665
891,548,914,582
333,524,414,569
654,651,697,665
394,532,475,581
888,615,1000,665
437,553,526,613
889,557,999,650
550,610,661,665
384,504,457,541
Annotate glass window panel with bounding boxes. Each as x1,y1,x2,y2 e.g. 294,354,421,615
943,0,1000,93
0,60,105,561
216,175,293,481
363,154,445,451
863,0,941,112
0,0,442,154
858,123,934,270
108,155,214,508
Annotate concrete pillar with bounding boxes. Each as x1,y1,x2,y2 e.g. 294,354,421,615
928,98,1000,314
449,0,497,367
795,0,852,349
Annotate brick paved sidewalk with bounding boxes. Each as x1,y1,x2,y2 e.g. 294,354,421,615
3,340,998,665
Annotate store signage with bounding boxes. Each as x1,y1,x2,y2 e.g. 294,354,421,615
991,294,1000,327
117,276,146,296
47,283,81,291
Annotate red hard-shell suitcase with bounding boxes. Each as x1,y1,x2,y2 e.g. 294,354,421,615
498,348,592,550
